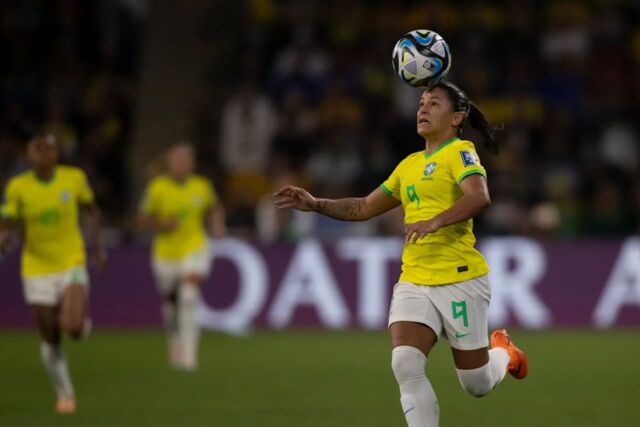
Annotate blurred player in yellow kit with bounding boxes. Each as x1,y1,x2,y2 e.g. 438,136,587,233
138,143,226,371
0,135,106,414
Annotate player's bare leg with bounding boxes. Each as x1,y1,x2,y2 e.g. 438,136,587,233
177,274,202,371
162,291,181,367
32,305,76,414
60,284,89,340
390,321,439,427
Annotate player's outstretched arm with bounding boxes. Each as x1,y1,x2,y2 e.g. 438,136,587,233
274,185,400,221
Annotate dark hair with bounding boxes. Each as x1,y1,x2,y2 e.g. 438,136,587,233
427,81,500,154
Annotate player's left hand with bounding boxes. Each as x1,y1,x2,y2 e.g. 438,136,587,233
0,229,12,254
91,248,108,272
405,218,443,243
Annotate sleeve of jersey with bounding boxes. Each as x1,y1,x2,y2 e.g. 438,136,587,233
451,142,487,185
140,181,160,215
0,179,21,219
380,160,404,200
76,169,95,204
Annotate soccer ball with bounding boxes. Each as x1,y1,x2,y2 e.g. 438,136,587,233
391,30,452,88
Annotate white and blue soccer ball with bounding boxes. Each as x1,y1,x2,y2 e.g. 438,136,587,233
391,29,452,88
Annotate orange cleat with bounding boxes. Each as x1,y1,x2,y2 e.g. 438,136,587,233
56,396,76,414
490,329,528,379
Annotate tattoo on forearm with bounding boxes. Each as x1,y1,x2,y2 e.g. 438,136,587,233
314,198,365,221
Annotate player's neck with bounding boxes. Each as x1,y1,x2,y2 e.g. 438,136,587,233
170,174,190,184
424,133,458,155
34,167,55,182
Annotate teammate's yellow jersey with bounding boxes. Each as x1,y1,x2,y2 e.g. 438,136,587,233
0,166,94,277
140,174,217,260
381,137,490,285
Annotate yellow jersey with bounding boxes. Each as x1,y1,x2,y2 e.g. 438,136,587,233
381,137,490,285
0,166,94,277
140,174,217,260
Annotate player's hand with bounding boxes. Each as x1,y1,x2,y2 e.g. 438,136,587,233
91,247,108,272
158,218,179,232
404,218,443,243
273,185,317,212
0,230,13,255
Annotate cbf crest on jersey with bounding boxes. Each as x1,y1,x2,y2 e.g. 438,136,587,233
424,162,438,176
460,151,479,167
60,190,70,203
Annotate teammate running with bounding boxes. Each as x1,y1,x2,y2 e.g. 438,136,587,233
274,81,528,427
0,134,106,414
138,143,226,371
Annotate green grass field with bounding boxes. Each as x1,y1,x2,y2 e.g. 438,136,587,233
0,329,638,427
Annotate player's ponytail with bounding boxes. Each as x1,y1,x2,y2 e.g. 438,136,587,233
429,81,500,155
465,101,499,154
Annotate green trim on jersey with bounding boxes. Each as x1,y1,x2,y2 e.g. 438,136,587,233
423,137,460,159
379,183,394,197
457,169,486,185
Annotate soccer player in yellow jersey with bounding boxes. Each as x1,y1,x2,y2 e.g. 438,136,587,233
275,81,528,427
0,135,106,414
138,143,226,371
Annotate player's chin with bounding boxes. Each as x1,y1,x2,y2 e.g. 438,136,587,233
417,125,430,137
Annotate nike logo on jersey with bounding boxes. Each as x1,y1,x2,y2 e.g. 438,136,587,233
455,332,471,338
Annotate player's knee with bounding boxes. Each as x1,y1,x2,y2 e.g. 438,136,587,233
63,324,83,340
391,346,426,382
460,381,491,398
60,318,83,339
456,366,493,398
178,283,200,307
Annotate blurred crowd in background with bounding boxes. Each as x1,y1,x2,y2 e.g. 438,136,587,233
0,0,144,224
1,0,639,243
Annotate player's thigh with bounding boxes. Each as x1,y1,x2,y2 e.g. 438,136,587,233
59,267,89,334
153,258,181,295
432,275,491,369
30,305,60,344
451,347,489,369
180,246,210,286
389,321,438,357
388,282,442,356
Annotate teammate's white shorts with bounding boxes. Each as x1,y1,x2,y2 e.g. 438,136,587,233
22,265,89,306
152,244,211,295
388,274,490,350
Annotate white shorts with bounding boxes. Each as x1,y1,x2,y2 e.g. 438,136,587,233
388,274,491,350
152,244,211,295
22,265,89,306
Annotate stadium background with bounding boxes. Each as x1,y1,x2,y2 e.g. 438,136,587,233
0,1,639,426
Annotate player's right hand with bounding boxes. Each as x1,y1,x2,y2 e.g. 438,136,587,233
273,185,317,212
159,218,179,232
0,230,12,255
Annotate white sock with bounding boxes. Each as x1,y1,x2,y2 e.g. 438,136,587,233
178,284,201,370
162,301,179,359
391,346,439,427
40,341,74,399
456,347,510,397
